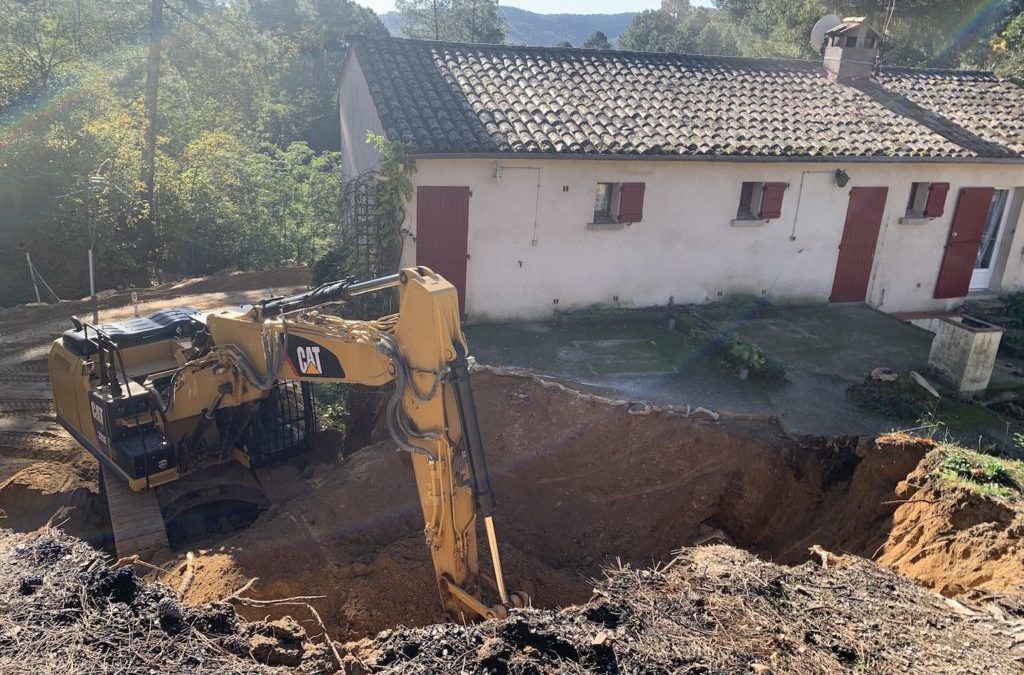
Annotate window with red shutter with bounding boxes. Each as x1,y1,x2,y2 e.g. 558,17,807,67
617,182,645,223
923,182,949,218
758,182,788,219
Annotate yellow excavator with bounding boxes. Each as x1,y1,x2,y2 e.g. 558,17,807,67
48,267,525,621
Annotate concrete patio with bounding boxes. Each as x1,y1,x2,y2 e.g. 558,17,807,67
466,304,1024,437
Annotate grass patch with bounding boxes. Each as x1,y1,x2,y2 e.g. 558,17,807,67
934,444,1024,501
469,301,785,384
557,305,668,322
940,400,1005,432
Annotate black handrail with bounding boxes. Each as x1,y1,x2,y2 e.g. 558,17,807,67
259,273,401,317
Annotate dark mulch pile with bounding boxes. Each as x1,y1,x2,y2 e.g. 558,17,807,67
0,529,333,674
342,546,1024,675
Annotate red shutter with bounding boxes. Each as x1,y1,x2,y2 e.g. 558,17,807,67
758,182,788,219
830,187,888,302
923,182,949,218
617,182,645,223
934,187,994,299
417,186,471,317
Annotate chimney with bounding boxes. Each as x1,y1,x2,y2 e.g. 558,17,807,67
822,17,882,81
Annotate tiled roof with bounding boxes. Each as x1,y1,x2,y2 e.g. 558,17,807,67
349,37,1024,160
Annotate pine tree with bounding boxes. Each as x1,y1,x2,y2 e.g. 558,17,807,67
582,31,612,50
395,0,505,43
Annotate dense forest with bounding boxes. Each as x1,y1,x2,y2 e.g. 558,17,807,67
0,0,385,307
620,0,1024,71
2,0,1023,307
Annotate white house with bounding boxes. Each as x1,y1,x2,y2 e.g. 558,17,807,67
338,19,1024,323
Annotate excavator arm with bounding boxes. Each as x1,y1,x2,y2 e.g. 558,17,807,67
157,267,521,620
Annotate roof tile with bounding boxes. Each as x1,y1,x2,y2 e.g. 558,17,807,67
351,38,1024,159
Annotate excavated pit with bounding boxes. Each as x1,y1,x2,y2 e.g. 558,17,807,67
5,368,1017,643
0,459,111,551
161,462,272,550
166,500,262,550
177,371,940,640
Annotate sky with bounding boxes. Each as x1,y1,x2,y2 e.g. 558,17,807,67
360,1,712,14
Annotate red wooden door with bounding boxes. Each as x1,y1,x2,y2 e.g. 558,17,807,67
830,187,889,303
933,187,995,299
416,186,470,317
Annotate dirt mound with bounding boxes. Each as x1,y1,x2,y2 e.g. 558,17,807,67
342,545,1024,674
879,451,1024,597
0,460,109,546
0,529,333,674
179,371,949,641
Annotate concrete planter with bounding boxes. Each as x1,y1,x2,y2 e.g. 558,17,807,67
927,316,1005,395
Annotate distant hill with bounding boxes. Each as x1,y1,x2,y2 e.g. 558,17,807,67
379,6,636,47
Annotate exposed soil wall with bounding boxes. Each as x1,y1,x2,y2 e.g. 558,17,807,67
472,374,931,574
879,454,1024,597
176,372,990,641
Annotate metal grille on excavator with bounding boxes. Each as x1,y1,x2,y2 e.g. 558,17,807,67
242,381,317,466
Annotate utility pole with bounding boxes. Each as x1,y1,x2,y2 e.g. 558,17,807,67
141,0,163,270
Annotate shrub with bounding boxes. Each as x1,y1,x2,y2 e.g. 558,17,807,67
672,307,785,384
313,383,348,431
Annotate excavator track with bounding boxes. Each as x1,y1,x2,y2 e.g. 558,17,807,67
102,461,270,560
0,399,53,415
102,467,171,560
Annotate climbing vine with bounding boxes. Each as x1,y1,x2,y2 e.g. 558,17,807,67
366,131,415,221
367,132,415,260
361,132,415,279
311,134,417,320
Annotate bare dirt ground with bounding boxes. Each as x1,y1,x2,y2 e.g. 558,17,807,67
1,268,1023,673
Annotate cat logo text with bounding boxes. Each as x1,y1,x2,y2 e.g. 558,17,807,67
287,335,344,378
295,345,323,376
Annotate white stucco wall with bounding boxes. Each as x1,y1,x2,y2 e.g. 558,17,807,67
337,52,385,178
395,158,1024,322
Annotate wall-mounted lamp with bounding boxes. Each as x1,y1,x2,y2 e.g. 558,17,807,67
834,169,850,188
492,161,503,181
